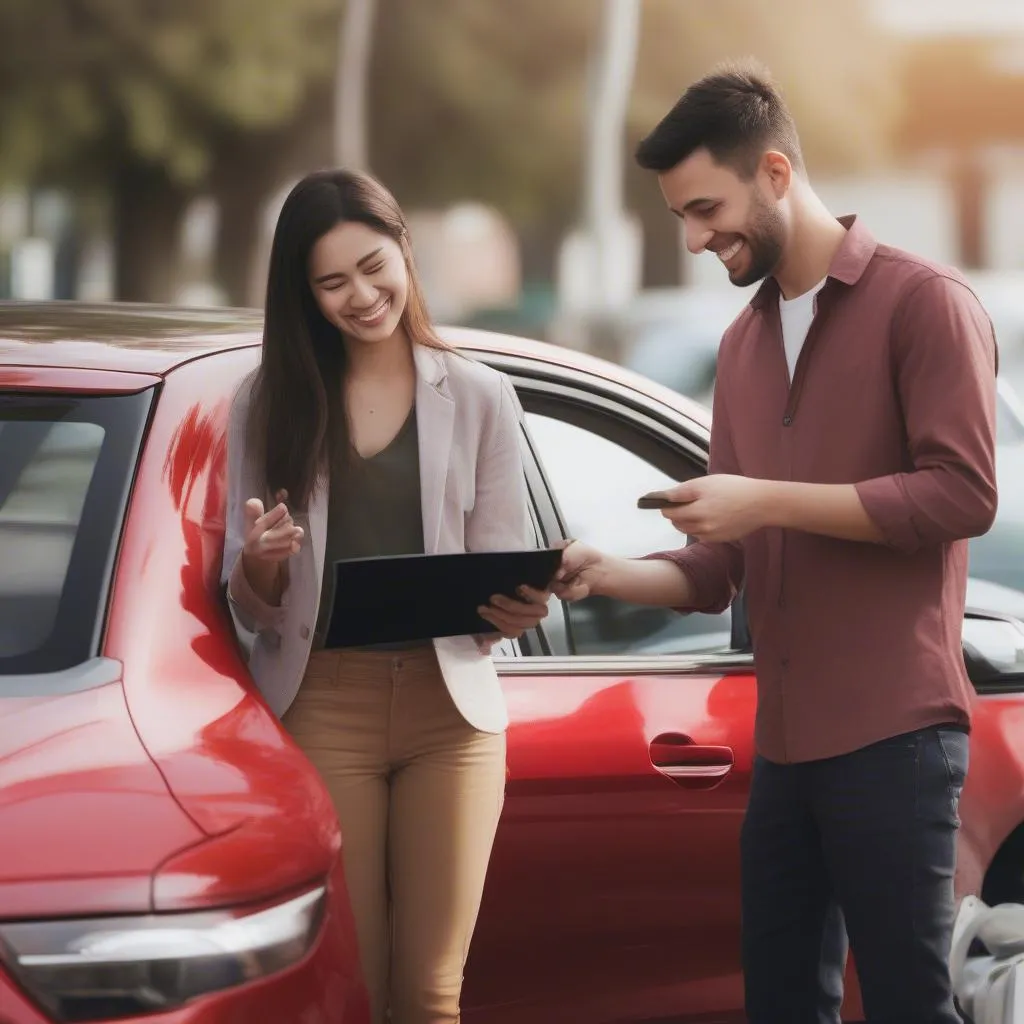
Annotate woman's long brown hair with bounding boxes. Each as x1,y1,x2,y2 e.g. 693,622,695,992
247,169,446,511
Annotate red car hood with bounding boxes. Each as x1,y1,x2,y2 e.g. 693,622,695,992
0,673,205,919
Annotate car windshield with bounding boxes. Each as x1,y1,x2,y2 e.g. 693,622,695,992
0,390,151,675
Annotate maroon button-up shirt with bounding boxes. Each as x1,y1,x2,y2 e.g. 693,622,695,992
652,216,998,763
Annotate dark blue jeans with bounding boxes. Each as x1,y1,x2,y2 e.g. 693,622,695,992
740,726,969,1024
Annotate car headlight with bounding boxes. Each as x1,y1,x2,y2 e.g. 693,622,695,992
0,885,326,1022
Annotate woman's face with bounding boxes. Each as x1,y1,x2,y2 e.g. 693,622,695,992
308,220,408,342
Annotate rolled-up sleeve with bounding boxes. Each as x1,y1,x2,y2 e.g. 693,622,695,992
226,553,288,634
855,274,998,554
644,354,745,615
645,539,743,615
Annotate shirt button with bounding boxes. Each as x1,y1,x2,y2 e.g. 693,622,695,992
300,625,310,640
782,415,793,426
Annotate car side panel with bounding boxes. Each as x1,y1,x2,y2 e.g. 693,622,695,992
955,692,1024,900
463,666,757,1024
105,349,340,906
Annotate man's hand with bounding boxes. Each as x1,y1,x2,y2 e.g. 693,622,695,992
658,476,885,545
658,475,769,543
553,539,697,608
478,585,550,639
552,540,607,602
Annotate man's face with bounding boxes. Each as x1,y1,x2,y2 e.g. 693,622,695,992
658,148,787,288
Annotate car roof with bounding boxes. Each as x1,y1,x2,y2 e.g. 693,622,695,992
0,301,710,426
0,302,264,375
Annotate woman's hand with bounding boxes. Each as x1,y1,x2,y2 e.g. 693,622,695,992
477,585,550,640
238,489,303,607
242,489,304,564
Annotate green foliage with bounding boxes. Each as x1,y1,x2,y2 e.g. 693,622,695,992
1,0,897,201
0,0,900,300
0,0,338,186
633,0,899,174
370,0,597,226
370,0,897,231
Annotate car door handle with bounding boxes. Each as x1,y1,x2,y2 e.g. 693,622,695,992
649,734,734,781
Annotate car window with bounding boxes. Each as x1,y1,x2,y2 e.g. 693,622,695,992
0,391,152,675
525,411,732,657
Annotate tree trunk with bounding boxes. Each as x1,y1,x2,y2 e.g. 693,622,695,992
211,91,335,308
519,217,570,288
581,0,641,313
639,206,682,287
628,162,682,288
112,161,190,303
212,174,265,308
335,0,378,169
952,151,986,271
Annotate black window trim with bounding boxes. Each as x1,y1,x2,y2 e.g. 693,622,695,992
0,386,156,677
512,422,557,658
478,350,711,463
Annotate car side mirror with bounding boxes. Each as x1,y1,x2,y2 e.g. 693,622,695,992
962,612,1024,687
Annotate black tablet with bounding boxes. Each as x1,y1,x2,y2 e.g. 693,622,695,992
323,547,564,648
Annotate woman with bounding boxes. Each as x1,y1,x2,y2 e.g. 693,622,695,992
220,169,550,1024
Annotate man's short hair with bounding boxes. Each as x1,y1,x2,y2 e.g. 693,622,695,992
635,59,805,179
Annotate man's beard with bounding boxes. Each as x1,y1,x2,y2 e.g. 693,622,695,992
728,192,785,288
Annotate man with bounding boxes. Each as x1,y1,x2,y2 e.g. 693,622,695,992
556,61,998,1023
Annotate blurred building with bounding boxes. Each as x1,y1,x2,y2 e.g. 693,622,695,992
407,203,521,323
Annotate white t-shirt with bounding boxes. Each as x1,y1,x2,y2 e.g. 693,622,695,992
779,277,827,382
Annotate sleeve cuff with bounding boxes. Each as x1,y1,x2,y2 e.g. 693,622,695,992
854,476,924,553
641,546,731,615
227,554,288,633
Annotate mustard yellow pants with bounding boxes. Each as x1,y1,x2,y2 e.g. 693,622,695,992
282,646,506,1024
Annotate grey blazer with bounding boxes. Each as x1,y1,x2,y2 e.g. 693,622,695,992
220,344,533,734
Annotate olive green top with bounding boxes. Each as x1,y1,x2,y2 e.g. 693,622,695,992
312,407,426,650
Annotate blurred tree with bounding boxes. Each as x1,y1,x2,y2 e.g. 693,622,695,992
207,96,333,309
334,0,377,169
0,0,898,303
894,37,1024,268
369,0,898,288
628,0,900,285
0,0,338,302
369,0,596,267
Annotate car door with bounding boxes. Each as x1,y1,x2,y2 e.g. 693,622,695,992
463,360,757,1024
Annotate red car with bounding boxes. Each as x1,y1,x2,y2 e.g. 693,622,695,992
2,303,1023,1024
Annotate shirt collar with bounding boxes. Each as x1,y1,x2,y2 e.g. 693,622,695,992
750,214,876,310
